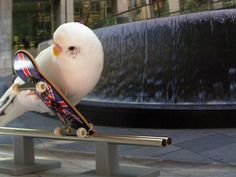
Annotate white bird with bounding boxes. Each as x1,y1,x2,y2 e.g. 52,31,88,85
0,22,104,126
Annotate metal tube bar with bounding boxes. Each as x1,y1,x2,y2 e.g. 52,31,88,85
0,127,171,147
93,134,168,147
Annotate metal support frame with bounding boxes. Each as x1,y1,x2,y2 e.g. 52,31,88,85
14,136,35,165
0,128,170,176
0,136,61,176
80,142,160,177
96,142,119,175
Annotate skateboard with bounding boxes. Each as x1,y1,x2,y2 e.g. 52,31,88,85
12,50,94,137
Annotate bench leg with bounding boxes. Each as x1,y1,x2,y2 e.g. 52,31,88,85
96,142,119,175
0,135,61,175
80,142,160,177
14,136,35,165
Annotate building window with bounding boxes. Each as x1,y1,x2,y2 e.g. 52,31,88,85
13,0,58,55
74,0,113,27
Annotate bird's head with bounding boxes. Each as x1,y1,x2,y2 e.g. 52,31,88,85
52,22,83,60
52,22,102,62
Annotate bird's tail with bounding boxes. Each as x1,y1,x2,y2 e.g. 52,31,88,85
0,77,54,126
0,86,15,115
0,77,30,126
0,85,18,126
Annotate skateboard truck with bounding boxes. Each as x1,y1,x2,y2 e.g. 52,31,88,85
12,81,47,94
54,126,88,138
55,119,93,138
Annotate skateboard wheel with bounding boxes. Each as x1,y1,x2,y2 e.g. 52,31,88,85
36,81,47,93
54,127,63,136
12,84,20,94
76,128,87,138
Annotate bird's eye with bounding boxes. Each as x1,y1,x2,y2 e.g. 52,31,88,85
68,46,75,51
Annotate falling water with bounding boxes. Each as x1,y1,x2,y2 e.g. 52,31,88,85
90,9,236,105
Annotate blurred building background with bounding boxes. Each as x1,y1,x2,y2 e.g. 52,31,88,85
0,0,236,75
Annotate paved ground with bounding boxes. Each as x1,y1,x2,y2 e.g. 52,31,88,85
0,112,235,176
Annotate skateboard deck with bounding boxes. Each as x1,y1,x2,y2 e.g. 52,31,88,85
13,50,94,137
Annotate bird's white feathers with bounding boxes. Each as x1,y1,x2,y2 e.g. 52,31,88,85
0,22,104,126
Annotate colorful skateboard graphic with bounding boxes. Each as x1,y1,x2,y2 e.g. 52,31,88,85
13,50,94,137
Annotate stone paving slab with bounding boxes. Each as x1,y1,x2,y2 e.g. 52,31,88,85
201,142,236,165
155,149,215,164
175,134,236,153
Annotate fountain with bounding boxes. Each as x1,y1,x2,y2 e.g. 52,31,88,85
77,9,236,128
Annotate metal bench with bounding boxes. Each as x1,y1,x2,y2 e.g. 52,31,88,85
0,127,171,177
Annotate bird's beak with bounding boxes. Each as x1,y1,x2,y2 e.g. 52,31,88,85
53,43,62,56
